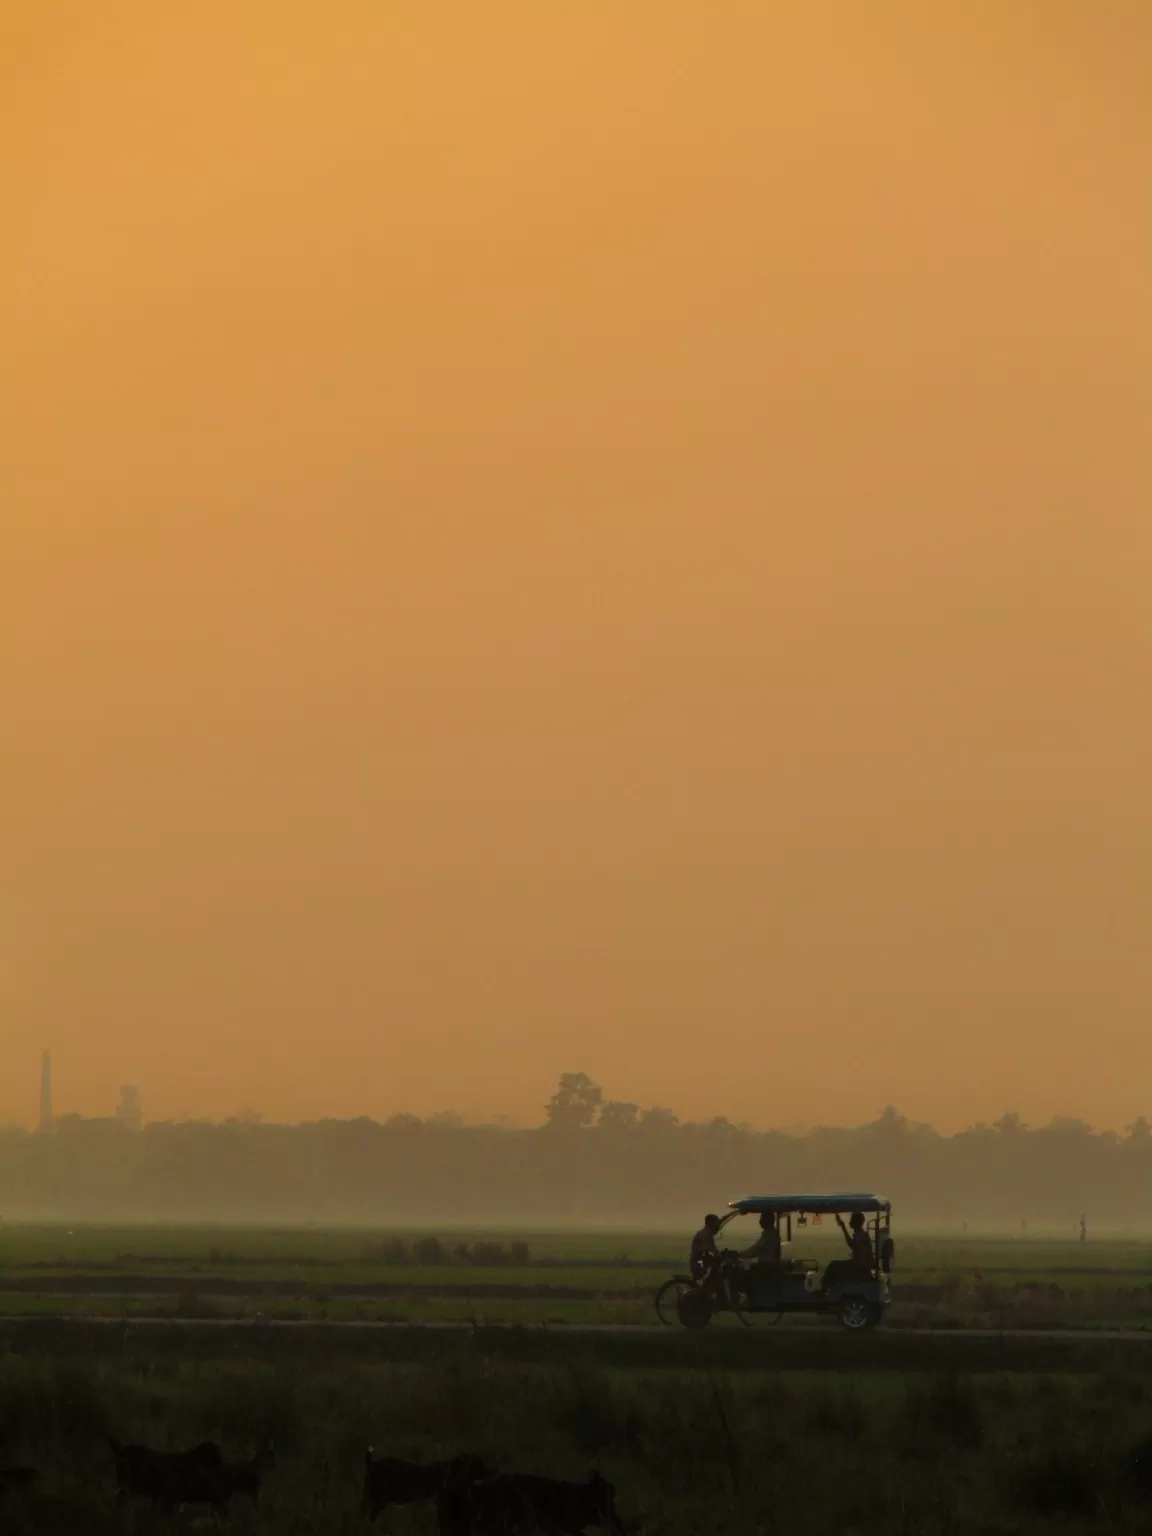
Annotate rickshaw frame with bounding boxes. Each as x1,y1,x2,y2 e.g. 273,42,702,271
656,1192,893,1331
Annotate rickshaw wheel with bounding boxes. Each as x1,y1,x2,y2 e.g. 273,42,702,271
654,1277,695,1327
677,1288,714,1331
839,1298,880,1331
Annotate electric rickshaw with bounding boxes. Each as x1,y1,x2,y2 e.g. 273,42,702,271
655,1193,894,1331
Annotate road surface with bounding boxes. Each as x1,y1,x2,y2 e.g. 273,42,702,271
2,1315,1151,1343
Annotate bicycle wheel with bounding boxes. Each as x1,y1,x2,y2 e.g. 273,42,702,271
654,1276,696,1327
715,1260,749,1326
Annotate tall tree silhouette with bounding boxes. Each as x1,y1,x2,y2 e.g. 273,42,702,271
544,1073,603,1131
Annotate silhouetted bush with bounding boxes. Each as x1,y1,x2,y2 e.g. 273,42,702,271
413,1237,444,1266
361,1239,410,1264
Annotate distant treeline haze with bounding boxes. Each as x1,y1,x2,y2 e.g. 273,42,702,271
3,1073,1151,1227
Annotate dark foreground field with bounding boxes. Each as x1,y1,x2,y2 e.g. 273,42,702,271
4,1323,1152,1532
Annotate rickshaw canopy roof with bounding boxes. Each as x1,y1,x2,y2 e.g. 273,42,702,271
727,1193,891,1216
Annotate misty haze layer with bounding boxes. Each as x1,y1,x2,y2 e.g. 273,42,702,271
4,1106,1151,1230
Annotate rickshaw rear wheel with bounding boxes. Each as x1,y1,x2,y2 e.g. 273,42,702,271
654,1277,695,1327
677,1289,714,1331
839,1297,881,1331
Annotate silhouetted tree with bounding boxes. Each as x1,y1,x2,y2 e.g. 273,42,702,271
425,1111,465,1129
545,1073,603,1131
598,1101,640,1132
638,1106,679,1134
701,1116,745,1137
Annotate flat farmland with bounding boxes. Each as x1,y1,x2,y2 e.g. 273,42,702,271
1,1225,1151,1330
4,1228,1152,1532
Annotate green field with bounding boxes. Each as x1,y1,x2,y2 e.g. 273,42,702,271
2,1224,1151,1331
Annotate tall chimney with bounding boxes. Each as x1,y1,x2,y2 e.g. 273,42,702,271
38,1049,54,1132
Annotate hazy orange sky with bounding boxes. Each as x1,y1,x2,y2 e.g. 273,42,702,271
3,2,1149,1133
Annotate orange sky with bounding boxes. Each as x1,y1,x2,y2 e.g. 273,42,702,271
3,2,1150,1132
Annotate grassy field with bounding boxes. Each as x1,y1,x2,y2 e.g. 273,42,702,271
7,1222,1152,1274
4,1327,1152,1532
2,1224,1152,1332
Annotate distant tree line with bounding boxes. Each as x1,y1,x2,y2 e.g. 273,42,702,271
2,1073,1151,1227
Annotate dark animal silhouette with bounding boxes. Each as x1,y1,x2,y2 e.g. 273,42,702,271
0,1466,36,1493
209,1441,277,1511
361,1449,486,1523
108,1436,273,1515
108,1437,224,1510
438,1469,624,1534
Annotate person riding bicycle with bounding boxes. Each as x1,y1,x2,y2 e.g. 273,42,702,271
691,1213,743,1304
689,1214,722,1283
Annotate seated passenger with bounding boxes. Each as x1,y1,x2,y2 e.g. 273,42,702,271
837,1210,873,1269
823,1210,874,1288
732,1212,784,1303
740,1212,782,1268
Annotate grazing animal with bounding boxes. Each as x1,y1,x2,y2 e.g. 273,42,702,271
361,1449,486,1523
438,1470,624,1534
108,1437,224,1510
210,1440,277,1510
0,1466,36,1493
